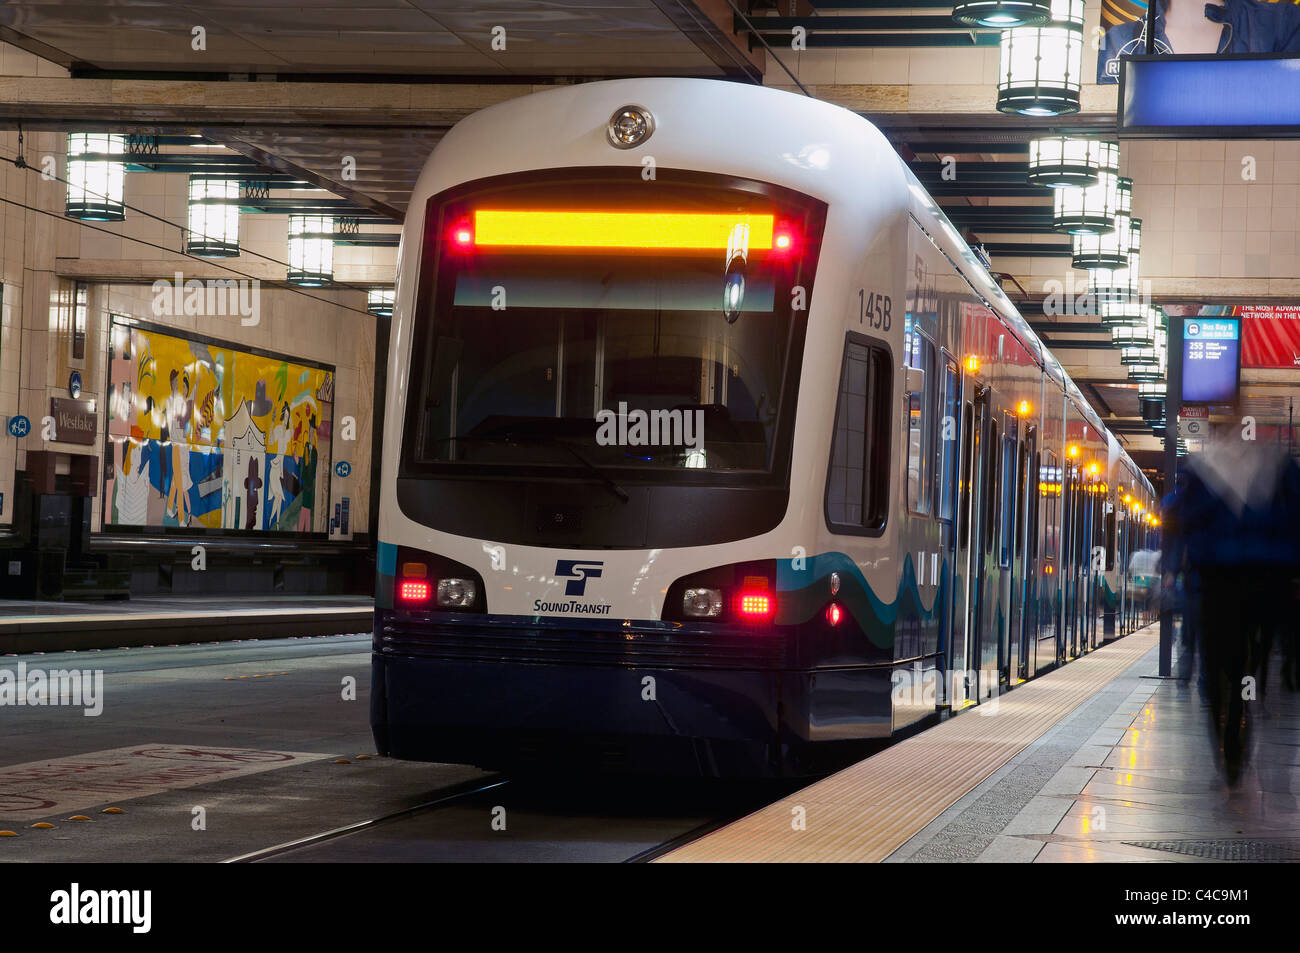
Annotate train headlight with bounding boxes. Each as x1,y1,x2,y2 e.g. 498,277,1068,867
606,105,655,149
682,587,724,619
436,577,478,609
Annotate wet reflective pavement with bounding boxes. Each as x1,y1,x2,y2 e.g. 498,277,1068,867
890,645,1300,862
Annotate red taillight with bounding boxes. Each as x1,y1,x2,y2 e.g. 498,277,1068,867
737,591,773,620
772,221,797,254
399,579,431,603
826,603,843,626
450,221,473,248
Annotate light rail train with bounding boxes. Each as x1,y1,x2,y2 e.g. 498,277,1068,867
370,78,1158,776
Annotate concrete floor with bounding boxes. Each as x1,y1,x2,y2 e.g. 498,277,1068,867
887,646,1300,863
0,634,780,862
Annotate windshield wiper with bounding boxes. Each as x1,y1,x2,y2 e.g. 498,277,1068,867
436,430,630,504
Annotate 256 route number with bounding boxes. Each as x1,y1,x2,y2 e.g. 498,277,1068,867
858,290,892,331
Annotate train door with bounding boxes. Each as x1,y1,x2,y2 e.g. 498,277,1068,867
953,382,990,707
951,393,976,709
1017,427,1038,678
1063,462,1079,661
980,414,1001,692
1082,472,1096,651
1118,501,1130,632
1055,457,1066,665
996,420,1017,688
967,388,995,699
1038,448,1059,670
936,354,960,699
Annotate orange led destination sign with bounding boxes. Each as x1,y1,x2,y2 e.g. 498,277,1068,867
472,210,777,250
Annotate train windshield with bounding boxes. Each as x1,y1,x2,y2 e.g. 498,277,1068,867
400,171,827,486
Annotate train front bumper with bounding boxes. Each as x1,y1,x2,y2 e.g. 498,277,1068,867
369,610,893,777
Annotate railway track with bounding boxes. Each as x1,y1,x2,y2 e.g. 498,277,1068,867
223,774,790,864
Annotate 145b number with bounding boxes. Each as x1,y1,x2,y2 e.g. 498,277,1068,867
858,290,892,330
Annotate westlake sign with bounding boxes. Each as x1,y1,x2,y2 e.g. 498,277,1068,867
50,397,98,446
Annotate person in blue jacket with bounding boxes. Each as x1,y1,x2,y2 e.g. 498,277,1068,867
1098,0,1300,83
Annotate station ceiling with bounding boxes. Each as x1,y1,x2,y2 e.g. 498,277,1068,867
0,0,759,79
0,1,1208,470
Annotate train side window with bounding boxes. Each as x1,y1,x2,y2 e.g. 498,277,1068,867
936,356,958,522
826,337,892,533
999,434,1015,568
905,331,935,516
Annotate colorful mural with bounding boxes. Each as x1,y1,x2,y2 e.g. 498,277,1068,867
104,322,334,533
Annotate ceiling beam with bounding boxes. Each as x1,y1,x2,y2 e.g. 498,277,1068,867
740,15,996,30
984,242,1073,257
0,77,523,129
750,31,1000,47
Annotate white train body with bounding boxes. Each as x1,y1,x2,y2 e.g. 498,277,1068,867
371,78,1157,776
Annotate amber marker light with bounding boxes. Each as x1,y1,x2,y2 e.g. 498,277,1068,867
1018,400,1031,416
472,209,776,250
1068,445,1080,458
964,354,980,373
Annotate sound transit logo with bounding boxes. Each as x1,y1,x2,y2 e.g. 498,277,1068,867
555,559,603,596
536,560,612,615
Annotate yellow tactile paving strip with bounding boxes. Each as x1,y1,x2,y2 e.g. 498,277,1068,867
658,627,1158,863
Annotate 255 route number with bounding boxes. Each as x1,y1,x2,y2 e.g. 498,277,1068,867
858,290,892,331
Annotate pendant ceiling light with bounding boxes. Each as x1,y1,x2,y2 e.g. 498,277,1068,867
953,0,1052,28
1028,135,1101,188
186,175,240,257
367,287,395,317
1090,217,1142,303
66,132,126,221
1072,176,1132,268
996,0,1085,116
1111,314,1155,349
287,214,335,286
1128,359,1164,383
1100,299,1143,329
1053,142,1119,235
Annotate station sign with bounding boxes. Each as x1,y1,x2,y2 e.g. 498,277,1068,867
1181,318,1241,406
49,397,98,446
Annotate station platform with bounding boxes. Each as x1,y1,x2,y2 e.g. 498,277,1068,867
0,595,373,653
659,627,1300,863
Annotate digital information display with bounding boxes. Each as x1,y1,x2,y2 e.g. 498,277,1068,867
1120,55,1300,137
1182,318,1241,405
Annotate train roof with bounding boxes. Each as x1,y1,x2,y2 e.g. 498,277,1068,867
897,150,1149,495
416,77,1155,499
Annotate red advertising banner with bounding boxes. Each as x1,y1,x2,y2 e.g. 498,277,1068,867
1236,306,1300,369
